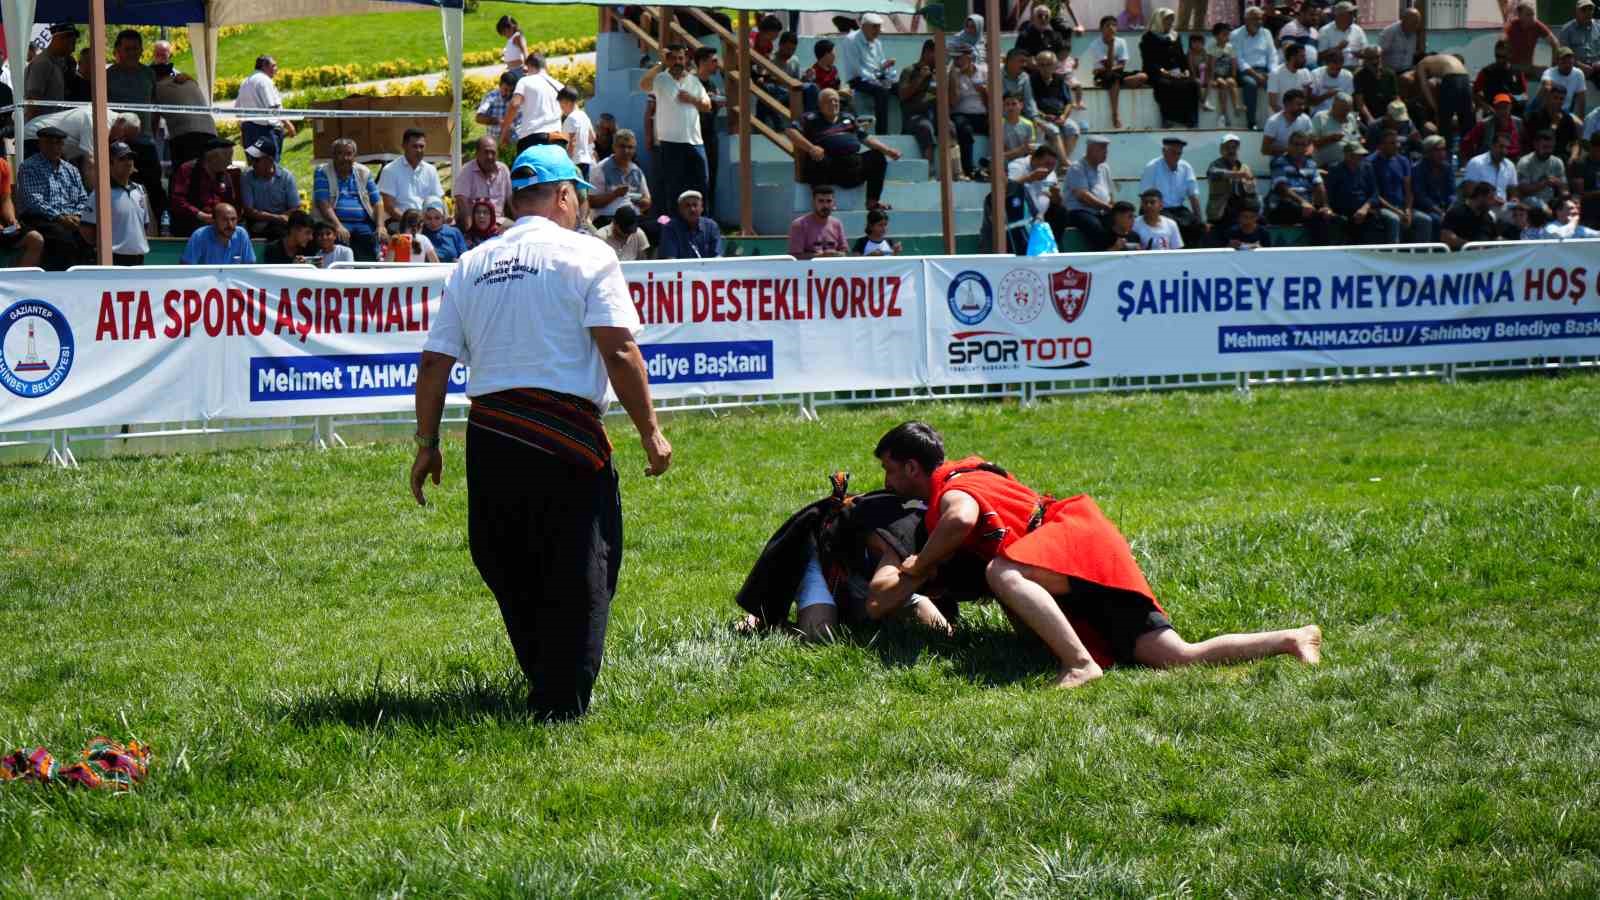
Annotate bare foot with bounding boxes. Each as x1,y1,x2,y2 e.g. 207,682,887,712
733,613,762,635
911,600,955,637
1112,119,1124,130
1288,625,1322,664
1055,662,1105,689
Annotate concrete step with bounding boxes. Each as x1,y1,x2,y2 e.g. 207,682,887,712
722,131,924,163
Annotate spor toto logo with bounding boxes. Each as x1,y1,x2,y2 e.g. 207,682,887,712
947,270,993,325
997,269,1047,324
1,299,75,398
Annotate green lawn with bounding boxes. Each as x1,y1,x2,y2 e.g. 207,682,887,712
3,376,1599,895
171,2,596,82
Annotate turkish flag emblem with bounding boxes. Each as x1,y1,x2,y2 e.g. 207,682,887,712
1050,266,1091,323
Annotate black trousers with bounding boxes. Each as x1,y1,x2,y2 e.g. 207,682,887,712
1162,206,1204,250
466,425,622,720
20,214,89,271
800,149,889,204
516,132,556,151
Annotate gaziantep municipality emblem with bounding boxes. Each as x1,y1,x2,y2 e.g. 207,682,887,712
1,299,75,398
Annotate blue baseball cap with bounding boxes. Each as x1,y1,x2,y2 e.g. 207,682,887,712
510,144,594,191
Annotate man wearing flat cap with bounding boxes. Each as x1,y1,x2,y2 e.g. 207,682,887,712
170,137,240,237
16,124,91,270
412,144,671,721
1138,137,1205,247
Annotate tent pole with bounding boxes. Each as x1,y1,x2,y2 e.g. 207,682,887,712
657,6,670,53
985,0,1005,255
933,30,954,254
737,10,752,236
90,0,112,266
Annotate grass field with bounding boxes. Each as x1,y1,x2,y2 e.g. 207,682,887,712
3,375,1599,896
171,3,596,81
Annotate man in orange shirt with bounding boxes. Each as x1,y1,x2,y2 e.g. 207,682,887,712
871,422,1322,688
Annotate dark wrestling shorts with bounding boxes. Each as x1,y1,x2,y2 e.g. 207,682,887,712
1056,577,1173,665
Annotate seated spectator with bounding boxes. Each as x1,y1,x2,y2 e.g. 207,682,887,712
597,204,649,260
786,89,902,212
1205,133,1258,234
378,128,445,227
1309,49,1355,115
1517,130,1569,206
386,209,440,263
1001,93,1038,165
589,129,651,228
1103,200,1143,251
806,39,852,112
1505,2,1561,79
1003,47,1073,166
264,210,316,264
179,202,254,265
420,197,468,263
1064,134,1117,248
1263,88,1313,157
1016,5,1074,62
154,63,218,175
1372,129,1432,242
1008,143,1069,243
1267,43,1313,115
239,137,300,240
1499,199,1531,239
656,190,722,259
1231,9,1278,130
1377,9,1422,76
1141,10,1201,129
899,41,942,177
1318,1,1368,69
0,157,45,268
455,136,512,229
1464,132,1520,210
81,141,151,266
788,185,849,259
1413,135,1457,239
842,14,895,127
594,113,617,161
1560,1,1600,91
1266,131,1336,246
757,31,804,130
1227,200,1273,248
1139,137,1205,247
1574,135,1600,226
1327,141,1400,243
1365,99,1425,157
1524,83,1583,154
475,72,520,147
1313,93,1364,168
1088,16,1148,131
313,138,386,261
1440,182,1499,250
949,46,990,177
312,221,355,268
17,126,91,270
854,209,902,256
1540,48,1588,117
1353,45,1399,126
170,137,238,238
1133,188,1183,249
1461,93,1525,161
463,199,503,249
1475,41,1530,118
1031,51,1081,164
751,14,782,57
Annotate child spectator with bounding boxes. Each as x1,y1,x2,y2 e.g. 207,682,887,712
463,199,501,248
1001,93,1038,163
420,197,468,263
597,204,650,260
1104,200,1142,251
1211,24,1242,127
312,221,355,267
853,209,902,256
806,40,852,111
385,209,439,263
1133,188,1183,249
1188,34,1213,113
558,88,597,178
1227,200,1273,248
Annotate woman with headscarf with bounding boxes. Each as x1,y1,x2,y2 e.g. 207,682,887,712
947,14,987,66
1141,9,1201,128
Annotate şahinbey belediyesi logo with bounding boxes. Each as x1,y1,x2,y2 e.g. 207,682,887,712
1,299,75,398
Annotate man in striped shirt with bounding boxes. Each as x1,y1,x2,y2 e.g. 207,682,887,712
412,145,671,721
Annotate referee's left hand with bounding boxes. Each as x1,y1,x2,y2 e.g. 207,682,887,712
410,447,442,505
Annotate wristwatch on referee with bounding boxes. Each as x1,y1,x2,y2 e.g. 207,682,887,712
414,432,440,450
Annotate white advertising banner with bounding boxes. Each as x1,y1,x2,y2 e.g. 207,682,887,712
924,243,1600,384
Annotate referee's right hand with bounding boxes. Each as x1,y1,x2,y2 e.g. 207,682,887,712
642,428,672,477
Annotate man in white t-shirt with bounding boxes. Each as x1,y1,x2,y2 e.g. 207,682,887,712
1267,42,1314,113
412,144,671,722
1542,48,1589,116
1133,188,1184,249
377,128,445,226
501,55,568,152
1318,2,1368,69
1463,131,1519,210
235,55,295,160
1309,51,1355,114
1006,144,1068,240
1262,89,1314,157
638,43,710,222
558,88,597,177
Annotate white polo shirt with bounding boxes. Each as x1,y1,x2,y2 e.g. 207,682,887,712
651,70,705,145
235,70,284,127
377,157,444,214
1463,152,1518,202
513,71,564,138
1267,64,1313,102
83,182,151,256
1541,66,1587,113
423,215,641,410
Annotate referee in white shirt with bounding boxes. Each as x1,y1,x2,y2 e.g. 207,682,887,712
411,144,672,720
